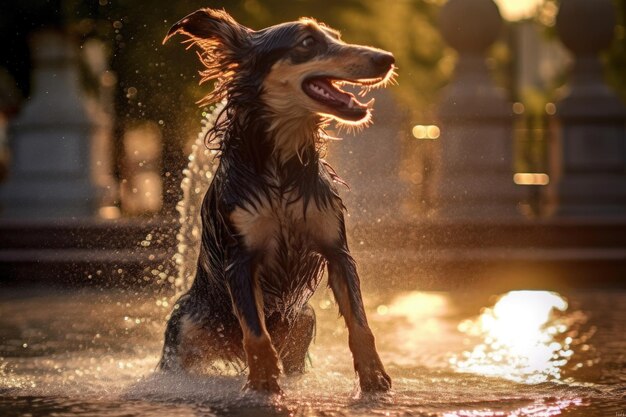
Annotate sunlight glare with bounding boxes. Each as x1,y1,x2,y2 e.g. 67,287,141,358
388,291,450,323
381,292,452,364
493,0,544,21
451,291,574,383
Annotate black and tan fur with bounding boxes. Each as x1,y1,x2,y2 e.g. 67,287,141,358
159,8,396,394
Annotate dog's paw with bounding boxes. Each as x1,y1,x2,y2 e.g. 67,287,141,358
243,377,283,395
358,368,392,393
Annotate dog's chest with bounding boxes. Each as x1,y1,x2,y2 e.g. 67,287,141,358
230,185,336,313
229,186,340,254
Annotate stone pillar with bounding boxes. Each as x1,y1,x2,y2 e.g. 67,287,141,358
436,0,522,219
82,38,119,212
550,0,626,216
0,31,99,218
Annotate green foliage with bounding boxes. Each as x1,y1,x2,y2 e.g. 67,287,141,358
606,0,626,102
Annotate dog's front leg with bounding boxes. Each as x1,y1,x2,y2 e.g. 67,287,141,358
226,252,281,394
327,250,391,393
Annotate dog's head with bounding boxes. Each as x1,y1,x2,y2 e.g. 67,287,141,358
165,8,395,127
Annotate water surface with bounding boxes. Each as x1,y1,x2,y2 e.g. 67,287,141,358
1,287,624,416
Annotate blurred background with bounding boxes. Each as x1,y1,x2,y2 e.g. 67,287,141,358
1,0,625,288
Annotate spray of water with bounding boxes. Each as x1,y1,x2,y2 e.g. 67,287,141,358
170,102,225,295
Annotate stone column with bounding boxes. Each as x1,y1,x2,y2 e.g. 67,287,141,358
83,38,119,212
550,0,626,216
0,31,99,218
436,0,522,219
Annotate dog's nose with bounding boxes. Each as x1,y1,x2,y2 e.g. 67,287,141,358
371,52,395,71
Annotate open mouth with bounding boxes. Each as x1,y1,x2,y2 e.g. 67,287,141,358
301,76,383,122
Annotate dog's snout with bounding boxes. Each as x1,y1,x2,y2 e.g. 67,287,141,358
370,52,395,71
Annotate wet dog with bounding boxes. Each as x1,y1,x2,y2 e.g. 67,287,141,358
159,8,395,394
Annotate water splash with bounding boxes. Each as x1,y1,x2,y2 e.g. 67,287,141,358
169,103,225,294
450,291,581,384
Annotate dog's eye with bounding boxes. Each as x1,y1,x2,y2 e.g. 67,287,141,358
300,36,316,48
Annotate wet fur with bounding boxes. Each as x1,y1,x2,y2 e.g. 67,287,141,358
159,8,394,394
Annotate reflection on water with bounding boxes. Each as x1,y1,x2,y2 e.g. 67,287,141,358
442,397,585,417
450,291,578,384
0,288,622,416
384,291,451,321
375,292,455,367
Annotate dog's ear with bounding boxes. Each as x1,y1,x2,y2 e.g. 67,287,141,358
163,8,251,51
164,9,252,105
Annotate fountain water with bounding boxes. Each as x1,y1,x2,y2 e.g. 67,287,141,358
170,102,225,295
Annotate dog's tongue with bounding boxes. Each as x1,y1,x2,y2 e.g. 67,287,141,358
311,78,364,109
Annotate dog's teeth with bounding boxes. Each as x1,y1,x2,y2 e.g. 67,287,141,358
348,97,362,109
365,98,376,108
314,86,331,98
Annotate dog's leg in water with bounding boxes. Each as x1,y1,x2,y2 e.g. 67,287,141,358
227,251,281,393
279,304,315,374
327,252,391,392
158,301,186,372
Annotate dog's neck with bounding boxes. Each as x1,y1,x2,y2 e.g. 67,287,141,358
222,108,323,180
259,77,324,166
266,114,321,166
